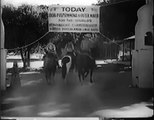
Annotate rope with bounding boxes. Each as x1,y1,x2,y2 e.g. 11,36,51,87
7,31,50,51
97,0,142,45
99,32,120,46
5,0,138,51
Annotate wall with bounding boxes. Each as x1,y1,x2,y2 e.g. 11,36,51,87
132,0,153,88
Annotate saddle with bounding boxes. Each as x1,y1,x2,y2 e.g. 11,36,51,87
62,51,76,70
79,51,93,60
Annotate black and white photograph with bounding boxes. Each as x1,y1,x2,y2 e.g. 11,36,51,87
0,0,153,120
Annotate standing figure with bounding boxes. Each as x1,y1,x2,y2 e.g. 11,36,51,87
10,61,21,89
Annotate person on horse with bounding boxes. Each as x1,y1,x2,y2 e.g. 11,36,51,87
80,34,94,59
44,39,56,55
43,39,59,65
65,42,76,70
10,61,21,89
43,40,58,84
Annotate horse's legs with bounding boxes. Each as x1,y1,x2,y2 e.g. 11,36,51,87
46,72,50,84
45,68,52,85
62,64,67,80
44,69,48,84
89,58,95,84
89,69,93,83
82,72,85,81
84,70,89,78
48,71,52,84
78,71,83,85
52,67,56,84
46,75,48,84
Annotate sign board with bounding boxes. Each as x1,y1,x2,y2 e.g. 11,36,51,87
48,5,100,33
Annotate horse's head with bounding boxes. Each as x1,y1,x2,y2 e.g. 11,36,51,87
45,52,56,59
43,52,57,66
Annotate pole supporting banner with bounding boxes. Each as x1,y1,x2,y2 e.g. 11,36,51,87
0,49,7,90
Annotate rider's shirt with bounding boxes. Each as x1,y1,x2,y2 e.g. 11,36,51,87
80,38,93,53
45,42,56,54
65,42,74,53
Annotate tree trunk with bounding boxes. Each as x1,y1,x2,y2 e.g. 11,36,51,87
27,47,31,67
20,49,27,69
104,45,107,59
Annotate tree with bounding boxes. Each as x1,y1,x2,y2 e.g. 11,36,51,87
2,4,48,68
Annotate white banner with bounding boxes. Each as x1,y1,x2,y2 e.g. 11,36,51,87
48,5,100,33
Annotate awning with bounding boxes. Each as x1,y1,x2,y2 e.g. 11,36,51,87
124,35,135,41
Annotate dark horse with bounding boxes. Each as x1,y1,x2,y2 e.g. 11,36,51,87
76,52,96,84
43,52,58,84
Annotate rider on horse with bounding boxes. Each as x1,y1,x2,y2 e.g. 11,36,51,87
43,39,58,63
80,34,94,59
43,40,58,84
45,39,56,54
65,42,75,56
65,42,76,70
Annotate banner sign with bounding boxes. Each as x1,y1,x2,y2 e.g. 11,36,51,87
48,5,100,33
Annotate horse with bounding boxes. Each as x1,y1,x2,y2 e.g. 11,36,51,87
61,51,76,80
43,52,58,84
76,52,96,85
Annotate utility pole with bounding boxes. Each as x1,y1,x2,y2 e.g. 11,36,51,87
0,8,7,90
122,41,125,61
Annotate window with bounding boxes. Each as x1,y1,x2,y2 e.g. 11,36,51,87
145,31,153,46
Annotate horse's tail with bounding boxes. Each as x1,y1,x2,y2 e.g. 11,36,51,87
61,55,72,79
62,63,67,79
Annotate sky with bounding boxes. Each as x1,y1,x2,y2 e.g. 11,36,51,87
2,0,99,6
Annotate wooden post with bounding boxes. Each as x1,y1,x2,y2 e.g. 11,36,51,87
122,41,125,61
105,44,107,59
129,39,132,66
110,43,112,60
1,12,7,90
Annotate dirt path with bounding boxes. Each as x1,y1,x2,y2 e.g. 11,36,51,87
1,65,153,117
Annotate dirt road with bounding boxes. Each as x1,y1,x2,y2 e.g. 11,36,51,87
1,64,153,117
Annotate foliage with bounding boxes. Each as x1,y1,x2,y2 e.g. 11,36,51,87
2,4,48,68
2,1,145,66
